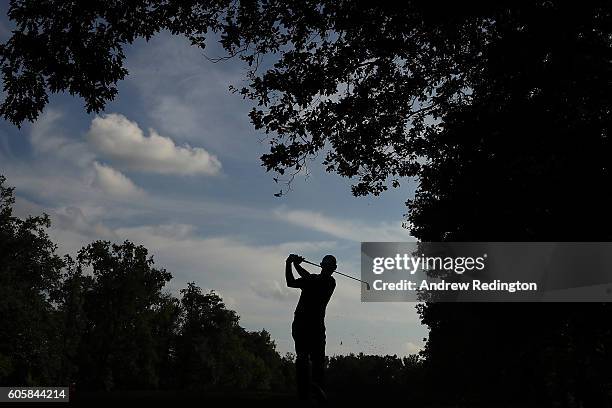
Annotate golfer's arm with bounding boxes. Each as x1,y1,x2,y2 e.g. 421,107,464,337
294,263,311,278
286,261,298,288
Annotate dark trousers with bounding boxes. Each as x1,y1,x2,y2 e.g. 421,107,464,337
292,320,326,399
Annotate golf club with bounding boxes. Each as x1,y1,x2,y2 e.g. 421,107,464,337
300,258,371,290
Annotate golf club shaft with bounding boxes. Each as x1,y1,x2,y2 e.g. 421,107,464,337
301,259,370,289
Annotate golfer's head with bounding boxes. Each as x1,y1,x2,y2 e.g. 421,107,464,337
320,255,337,276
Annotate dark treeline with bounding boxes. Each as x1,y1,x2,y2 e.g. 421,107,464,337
0,175,293,391
327,354,424,395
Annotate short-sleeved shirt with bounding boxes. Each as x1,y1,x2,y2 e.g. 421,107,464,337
293,274,336,328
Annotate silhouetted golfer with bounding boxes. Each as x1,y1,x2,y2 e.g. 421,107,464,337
285,253,336,402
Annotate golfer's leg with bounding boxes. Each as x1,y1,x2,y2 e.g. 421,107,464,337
292,322,310,399
311,334,326,390
295,352,310,399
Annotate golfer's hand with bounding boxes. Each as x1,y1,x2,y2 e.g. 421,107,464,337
286,254,304,264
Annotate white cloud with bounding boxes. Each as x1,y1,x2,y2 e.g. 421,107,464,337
29,109,95,168
53,206,118,240
29,109,68,152
125,34,259,159
88,113,222,176
251,280,292,301
274,208,415,242
404,341,424,355
113,224,336,294
25,109,147,200
93,161,145,198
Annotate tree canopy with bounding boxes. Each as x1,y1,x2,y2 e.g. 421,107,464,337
5,1,609,200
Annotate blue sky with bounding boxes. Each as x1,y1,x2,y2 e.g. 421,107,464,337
0,17,427,356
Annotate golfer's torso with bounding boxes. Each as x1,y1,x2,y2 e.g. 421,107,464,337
294,275,335,326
